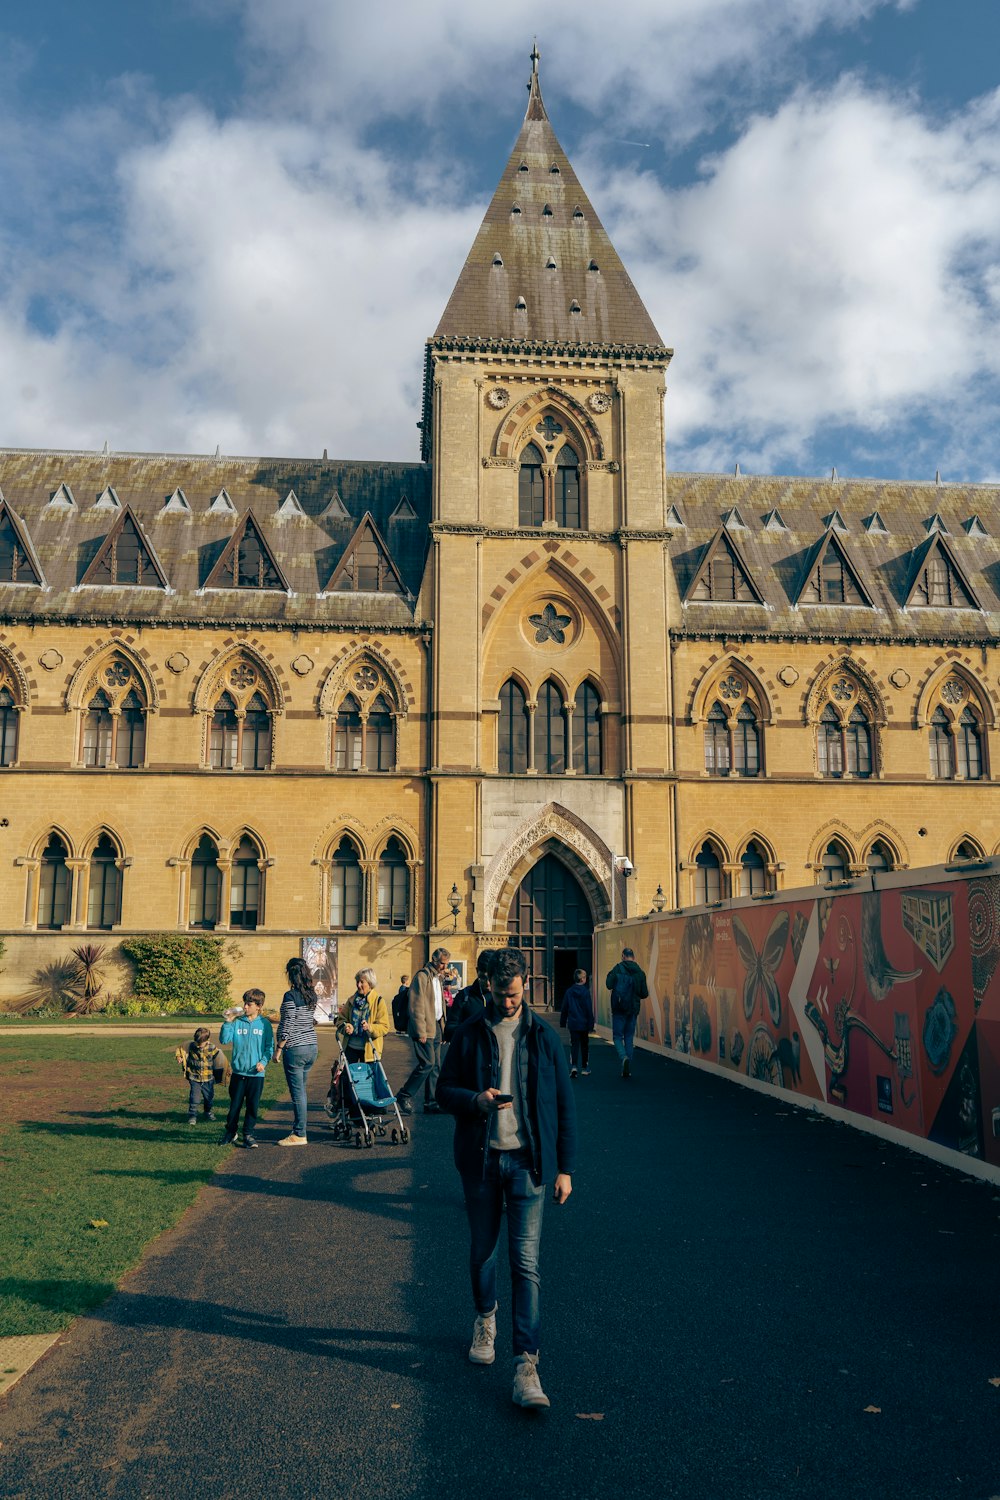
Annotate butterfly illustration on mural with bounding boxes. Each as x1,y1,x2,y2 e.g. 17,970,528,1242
732,910,790,1025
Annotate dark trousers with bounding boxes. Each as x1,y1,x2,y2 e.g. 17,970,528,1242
187,1079,215,1117
226,1072,265,1138
569,1031,590,1070
400,1024,442,1103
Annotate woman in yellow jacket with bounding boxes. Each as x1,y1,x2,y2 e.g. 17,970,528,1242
336,967,390,1063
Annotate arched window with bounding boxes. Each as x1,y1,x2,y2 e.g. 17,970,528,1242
189,834,221,929
242,692,271,771
866,840,893,874
518,443,545,527
117,689,146,768
230,835,261,929
365,694,394,771
573,681,601,773
954,838,983,862
498,679,528,773
87,833,122,930
209,692,239,770
735,703,761,776
0,685,18,766
845,706,872,777
817,704,843,777
535,680,566,774
555,445,580,528
378,837,409,929
330,836,363,929
739,841,768,897
38,833,71,930
929,707,953,779
957,708,983,780
334,694,363,772
83,690,113,768
704,702,730,776
694,841,723,904
820,841,849,886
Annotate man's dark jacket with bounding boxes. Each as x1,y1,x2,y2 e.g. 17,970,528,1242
437,1006,577,1185
443,978,488,1041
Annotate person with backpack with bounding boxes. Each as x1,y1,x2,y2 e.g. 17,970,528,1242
605,946,649,1079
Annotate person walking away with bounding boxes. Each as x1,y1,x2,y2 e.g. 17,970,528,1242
219,990,274,1147
275,957,319,1146
437,946,577,1410
391,974,410,1034
179,1026,223,1122
559,969,595,1078
605,946,648,1079
397,947,450,1116
444,949,496,1041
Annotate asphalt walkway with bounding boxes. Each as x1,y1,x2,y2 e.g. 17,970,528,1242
1,1029,998,1500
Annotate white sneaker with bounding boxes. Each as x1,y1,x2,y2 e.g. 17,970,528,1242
512,1352,550,1408
468,1306,497,1365
277,1134,308,1146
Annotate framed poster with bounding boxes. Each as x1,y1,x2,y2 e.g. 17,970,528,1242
443,959,467,1008
301,936,338,1023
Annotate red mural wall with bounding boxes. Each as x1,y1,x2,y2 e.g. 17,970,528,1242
595,865,1000,1172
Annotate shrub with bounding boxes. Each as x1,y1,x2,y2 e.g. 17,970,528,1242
118,936,232,1014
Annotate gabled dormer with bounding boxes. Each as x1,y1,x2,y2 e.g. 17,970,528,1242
80,505,169,590
276,489,306,520
864,511,889,535
795,530,873,607
720,505,748,530
0,501,44,585
823,508,848,533
324,513,405,596
160,488,191,515
46,482,77,512
686,526,764,604
390,495,417,521
204,510,289,592
209,487,237,516
321,491,351,521
903,534,980,611
964,514,989,539
93,485,123,512
925,512,950,535
665,504,685,530
762,508,787,532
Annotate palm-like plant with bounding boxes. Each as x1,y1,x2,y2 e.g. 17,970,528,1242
69,943,109,1014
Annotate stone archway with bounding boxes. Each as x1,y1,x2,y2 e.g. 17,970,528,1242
499,840,598,1009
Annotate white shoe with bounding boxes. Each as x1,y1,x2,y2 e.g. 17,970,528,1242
277,1133,308,1146
512,1352,550,1408
468,1306,497,1365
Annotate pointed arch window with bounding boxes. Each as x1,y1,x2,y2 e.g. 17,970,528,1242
572,681,602,774
866,840,894,874
209,692,239,770
39,833,71,930
957,707,983,780
499,679,529,774
230,835,261,930
954,838,983,862
189,834,221,929
704,680,763,778
739,841,768,897
242,692,271,771
704,702,730,775
555,446,580,529
330,836,363,929
817,705,844,777
845,706,872,777
365,694,394,771
0,685,19,766
535,680,566,774
820,841,850,885
518,443,545,527
694,842,723,905
378,837,409,929
82,690,114,768
87,833,122,930
117,689,146,769
334,694,363,771
929,707,953,779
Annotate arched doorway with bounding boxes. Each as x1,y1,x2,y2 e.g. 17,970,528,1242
506,853,594,1009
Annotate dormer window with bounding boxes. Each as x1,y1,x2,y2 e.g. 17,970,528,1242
511,203,522,216
518,161,529,173
549,163,560,174
492,254,503,267
542,204,553,217
515,296,527,311
588,260,599,272
546,257,557,270
573,207,584,221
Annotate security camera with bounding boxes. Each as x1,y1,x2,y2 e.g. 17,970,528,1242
616,855,634,877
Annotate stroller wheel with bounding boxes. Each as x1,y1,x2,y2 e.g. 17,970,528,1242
366,1134,375,1148
401,1127,410,1144
354,1131,363,1149
391,1128,398,1145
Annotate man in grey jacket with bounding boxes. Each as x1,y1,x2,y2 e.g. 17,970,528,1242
397,946,450,1115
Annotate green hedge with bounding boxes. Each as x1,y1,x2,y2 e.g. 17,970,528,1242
118,936,232,1014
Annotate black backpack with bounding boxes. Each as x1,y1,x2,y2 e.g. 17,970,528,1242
610,968,639,1017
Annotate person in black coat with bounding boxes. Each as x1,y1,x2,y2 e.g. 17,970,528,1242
391,974,410,1033
559,968,595,1078
443,948,496,1041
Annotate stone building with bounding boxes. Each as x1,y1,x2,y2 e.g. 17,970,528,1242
1,52,998,1006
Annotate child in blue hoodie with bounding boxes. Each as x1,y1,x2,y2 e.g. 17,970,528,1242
219,989,274,1148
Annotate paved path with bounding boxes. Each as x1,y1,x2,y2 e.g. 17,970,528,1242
1,1030,998,1500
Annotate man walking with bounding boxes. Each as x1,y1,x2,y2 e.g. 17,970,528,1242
443,948,496,1041
605,945,648,1079
437,946,576,1409
397,946,449,1116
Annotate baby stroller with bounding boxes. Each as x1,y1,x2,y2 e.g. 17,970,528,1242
325,1040,410,1148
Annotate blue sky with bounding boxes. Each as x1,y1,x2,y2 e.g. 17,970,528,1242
1,0,999,481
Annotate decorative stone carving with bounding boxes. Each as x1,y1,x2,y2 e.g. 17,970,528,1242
778,666,798,686
941,678,965,705
482,457,518,469
486,387,510,409
166,652,190,674
831,677,855,702
230,663,257,691
584,460,620,473
719,673,744,701
354,666,379,692
485,807,611,924
104,661,131,688
587,391,612,413
290,654,314,676
888,668,910,689
528,603,572,645
39,649,63,671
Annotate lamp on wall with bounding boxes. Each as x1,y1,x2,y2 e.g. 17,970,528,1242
651,883,666,914
448,882,462,930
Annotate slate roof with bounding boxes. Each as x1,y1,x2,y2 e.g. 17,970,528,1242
0,450,431,627
664,473,1000,642
433,62,666,351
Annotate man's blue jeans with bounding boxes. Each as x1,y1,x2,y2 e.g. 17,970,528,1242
612,1012,636,1063
281,1043,318,1137
461,1148,545,1357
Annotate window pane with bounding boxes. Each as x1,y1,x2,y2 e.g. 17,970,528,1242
0,701,18,766
499,680,528,773
572,683,601,773
534,682,565,774
39,837,70,928
695,843,721,904
190,837,220,927
518,443,545,527
331,842,363,929
377,840,408,928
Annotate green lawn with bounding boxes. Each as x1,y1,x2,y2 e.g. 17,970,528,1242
0,1036,283,1336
